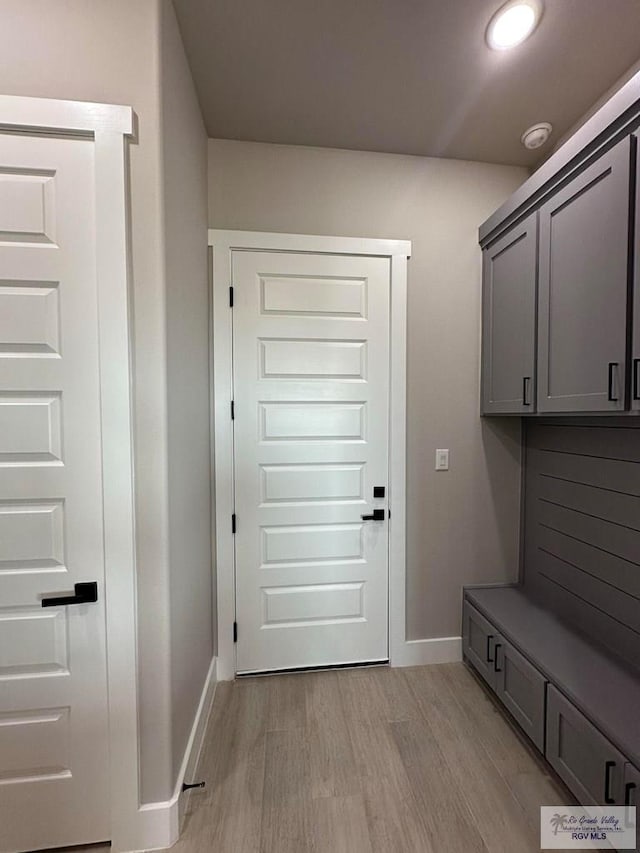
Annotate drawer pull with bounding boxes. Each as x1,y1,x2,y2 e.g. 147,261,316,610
608,362,619,402
494,643,502,673
486,634,494,663
604,761,616,804
625,782,637,828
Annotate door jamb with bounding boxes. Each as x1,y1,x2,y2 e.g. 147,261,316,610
0,95,142,853
209,229,411,681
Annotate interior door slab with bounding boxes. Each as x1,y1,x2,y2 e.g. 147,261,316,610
232,250,390,673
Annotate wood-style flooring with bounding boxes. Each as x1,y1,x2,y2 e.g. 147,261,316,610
57,662,573,853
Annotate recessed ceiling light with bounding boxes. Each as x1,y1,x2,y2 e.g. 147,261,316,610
521,122,553,149
486,0,543,51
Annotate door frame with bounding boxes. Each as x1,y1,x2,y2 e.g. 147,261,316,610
209,229,411,680
0,95,142,852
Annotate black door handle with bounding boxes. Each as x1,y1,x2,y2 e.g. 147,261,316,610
42,581,98,608
633,358,640,401
361,509,385,521
522,376,531,406
604,760,616,804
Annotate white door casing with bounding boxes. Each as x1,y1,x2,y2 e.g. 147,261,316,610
0,97,142,853
232,251,390,672
210,231,411,680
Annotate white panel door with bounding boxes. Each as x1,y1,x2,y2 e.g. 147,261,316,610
232,251,390,673
0,134,110,852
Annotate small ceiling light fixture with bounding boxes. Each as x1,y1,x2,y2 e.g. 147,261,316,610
521,122,553,149
486,0,543,51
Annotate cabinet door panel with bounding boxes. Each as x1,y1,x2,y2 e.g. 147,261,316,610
462,601,497,690
482,214,537,414
538,137,632,413
633,134,640,412
546,685,625,805
495,639,546,752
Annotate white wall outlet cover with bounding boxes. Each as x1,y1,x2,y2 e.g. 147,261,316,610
435,449,449,471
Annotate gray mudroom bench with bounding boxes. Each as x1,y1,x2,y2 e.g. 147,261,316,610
463,69,640,830
463,585,640,811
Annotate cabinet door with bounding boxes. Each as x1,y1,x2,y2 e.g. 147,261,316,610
462,601,498,689
538,137,632,413
481,214,537,414
633,134,640,412
624,763,640,851
546,685,625,805
494,638,546,752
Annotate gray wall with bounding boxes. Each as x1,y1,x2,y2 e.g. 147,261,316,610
208,139,527,640
160,0,213,790
0,0,213,803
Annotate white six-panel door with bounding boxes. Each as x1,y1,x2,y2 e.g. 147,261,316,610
0,133,110,852
232,251,390,673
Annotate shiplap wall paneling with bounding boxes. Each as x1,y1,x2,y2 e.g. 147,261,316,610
523,420,640,671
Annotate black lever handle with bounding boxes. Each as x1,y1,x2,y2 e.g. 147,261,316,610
42,581,98,608
361,508,385,521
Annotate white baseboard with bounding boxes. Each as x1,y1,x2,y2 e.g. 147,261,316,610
177,656,218,829
391,636,462,667
114,656,218,852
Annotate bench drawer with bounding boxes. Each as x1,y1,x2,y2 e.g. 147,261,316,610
463,601,498,689
546,684,626,806
494,638,546,751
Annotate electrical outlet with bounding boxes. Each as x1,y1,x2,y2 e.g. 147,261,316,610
435,449,449,471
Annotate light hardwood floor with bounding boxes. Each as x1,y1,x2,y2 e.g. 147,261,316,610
57,662,573,853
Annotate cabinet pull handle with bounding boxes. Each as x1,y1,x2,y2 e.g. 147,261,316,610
625,781,636,806
494,643,502,673
625,782,637,828
604,760,616,804
608,363,619,402
522,376,531,406
633,359,640,401
486,634,494,663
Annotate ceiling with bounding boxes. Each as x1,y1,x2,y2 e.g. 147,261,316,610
173,0,640,167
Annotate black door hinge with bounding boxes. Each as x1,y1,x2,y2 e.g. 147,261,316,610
231,400,235,420
229,286,234,307
232,513,236,534
233,621,238,643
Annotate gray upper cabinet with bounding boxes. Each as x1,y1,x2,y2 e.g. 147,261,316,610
537,137,632,413
633,134,640,412
481,214,537,414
